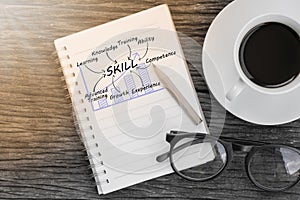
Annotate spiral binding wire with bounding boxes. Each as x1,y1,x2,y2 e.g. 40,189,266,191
55,46,109,189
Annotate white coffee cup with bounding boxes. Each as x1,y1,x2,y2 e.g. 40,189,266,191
226,14,300,102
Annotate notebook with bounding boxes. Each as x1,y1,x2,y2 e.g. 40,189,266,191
54,4,212,195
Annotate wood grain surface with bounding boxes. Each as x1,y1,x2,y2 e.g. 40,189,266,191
0,0,299,199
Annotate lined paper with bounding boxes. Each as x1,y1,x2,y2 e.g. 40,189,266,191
55,4,212,195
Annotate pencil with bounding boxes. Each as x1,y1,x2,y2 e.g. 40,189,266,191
152,64,202,125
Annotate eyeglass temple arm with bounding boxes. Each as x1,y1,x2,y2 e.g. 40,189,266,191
156,135,270,162
156,140,200,163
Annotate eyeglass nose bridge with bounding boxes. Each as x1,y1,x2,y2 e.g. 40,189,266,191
232,143,253,152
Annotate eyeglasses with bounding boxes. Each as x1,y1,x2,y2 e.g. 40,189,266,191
156,131,300,192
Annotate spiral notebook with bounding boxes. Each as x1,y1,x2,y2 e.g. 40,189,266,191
54,4,212,195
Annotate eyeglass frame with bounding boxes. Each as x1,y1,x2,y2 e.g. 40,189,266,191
156,130,300,192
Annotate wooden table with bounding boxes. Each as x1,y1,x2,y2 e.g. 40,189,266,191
1,0,299,199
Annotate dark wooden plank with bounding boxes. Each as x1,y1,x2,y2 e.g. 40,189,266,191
0,0,299,199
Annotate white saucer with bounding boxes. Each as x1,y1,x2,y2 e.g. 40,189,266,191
202,0,300,125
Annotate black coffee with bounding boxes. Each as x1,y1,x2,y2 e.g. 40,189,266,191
239,22,300,88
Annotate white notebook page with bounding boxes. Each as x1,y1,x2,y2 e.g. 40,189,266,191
55,4,213,195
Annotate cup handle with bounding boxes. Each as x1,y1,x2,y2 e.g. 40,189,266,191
226,79,246,101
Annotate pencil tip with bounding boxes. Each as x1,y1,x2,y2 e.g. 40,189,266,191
196,119,203,125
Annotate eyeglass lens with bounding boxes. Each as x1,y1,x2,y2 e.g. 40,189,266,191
170,136,300,191
171,138,227,181
248,146,300,191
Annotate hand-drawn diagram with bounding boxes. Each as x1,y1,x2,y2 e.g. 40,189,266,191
77,29,177,112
